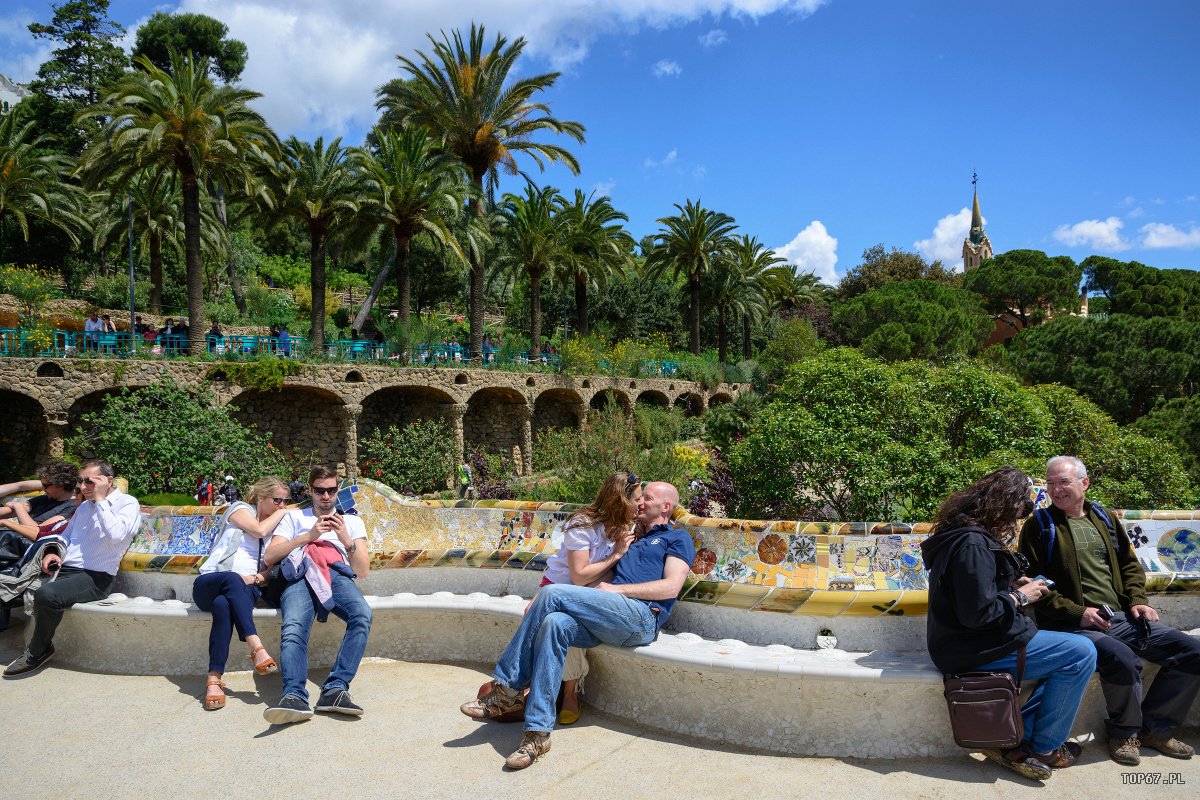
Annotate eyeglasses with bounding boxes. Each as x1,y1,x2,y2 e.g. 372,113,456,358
77,478,97,486
1012,552,1030,577
269,497,289,505
311,486,338,495
626,472,639,486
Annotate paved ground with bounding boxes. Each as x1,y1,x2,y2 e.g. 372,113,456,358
1,624,1196,800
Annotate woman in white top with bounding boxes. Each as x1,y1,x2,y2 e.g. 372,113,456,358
192,476,291,710
539,471,641,724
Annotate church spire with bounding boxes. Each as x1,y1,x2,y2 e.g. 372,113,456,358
962,172,993,270
970,189,985,245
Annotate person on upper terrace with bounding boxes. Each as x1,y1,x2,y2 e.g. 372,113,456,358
276,325,291,356
1018,455,1200,766
260,465,372,725
922,466,1095,781
83,310,103,349
159,318,179,337
207,321,224,341
461,480,692,770
133,316,151,336
193,475,290,710
4,460,142,677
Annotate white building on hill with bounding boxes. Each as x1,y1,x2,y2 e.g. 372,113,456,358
0,74,32,115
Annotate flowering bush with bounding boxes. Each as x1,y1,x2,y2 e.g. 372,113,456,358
0,264,56,318
359,421,455,494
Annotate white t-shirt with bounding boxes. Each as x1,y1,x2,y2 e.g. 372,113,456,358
198,502,265,576
273,507,367,558
542,518,614,585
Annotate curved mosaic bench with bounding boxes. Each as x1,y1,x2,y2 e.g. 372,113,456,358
9,478,1200,758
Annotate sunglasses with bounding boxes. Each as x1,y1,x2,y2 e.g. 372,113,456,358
269,496,289,505
626,472,639,486
311,486,338,495
77,477,98,486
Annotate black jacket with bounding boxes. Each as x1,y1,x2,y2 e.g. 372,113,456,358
920,523,1037,675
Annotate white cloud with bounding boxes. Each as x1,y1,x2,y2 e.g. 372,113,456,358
1141,222,1200,249
141,0,828,139
691,165,707,179
1127,207,1145,218
652,58,682,77
775,221,838,285
699,29,727,47
914,207,976,270
1052,217,1130,251
591,179,616,196
0,10,52,83
644,147,678,168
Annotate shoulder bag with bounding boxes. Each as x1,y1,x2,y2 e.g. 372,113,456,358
943,645,1026,750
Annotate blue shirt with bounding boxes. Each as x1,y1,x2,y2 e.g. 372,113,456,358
612,523,695,626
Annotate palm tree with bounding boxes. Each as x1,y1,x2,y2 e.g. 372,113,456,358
90,169,223,313
269,136,363,352
352,127,475,338
0,104,85,243
376,23,585,362
78,53,278,354
494,184,565,359
644,199,738,355
721,235,786,362
555,189,634,337
766,269,830,313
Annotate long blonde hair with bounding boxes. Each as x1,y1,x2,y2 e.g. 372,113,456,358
565,472,639,542
245,475,287,505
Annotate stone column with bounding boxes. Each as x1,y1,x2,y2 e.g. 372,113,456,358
46,417,69,460
343,403,362,480
516,403,533,476
447,403,467,460
572,403,589,430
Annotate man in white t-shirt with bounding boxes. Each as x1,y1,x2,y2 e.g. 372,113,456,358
261,465,372,724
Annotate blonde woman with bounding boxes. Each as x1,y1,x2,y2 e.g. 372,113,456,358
193,476,291,710
538,471,641,724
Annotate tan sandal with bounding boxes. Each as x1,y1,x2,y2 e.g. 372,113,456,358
250,646,277,676
204,677,226,711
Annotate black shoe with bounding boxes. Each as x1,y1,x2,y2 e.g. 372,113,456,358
263,694,314,725
0,606,11,632
4,645,54,677
315,688,364,716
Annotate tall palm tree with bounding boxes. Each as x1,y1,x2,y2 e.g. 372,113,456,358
78,52,278,354
494,184,565,359
720,235,786,362
90,169,223,313
0,104,86,243
269,136,363,352
376,23,585,362
555,189,634,337
352,127,474,337
644,199,738,355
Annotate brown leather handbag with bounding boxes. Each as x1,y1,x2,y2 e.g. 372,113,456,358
943,645,1026,749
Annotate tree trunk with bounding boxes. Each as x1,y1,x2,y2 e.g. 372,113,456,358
180,172,205,355
468,176,486,364
149,231,163,314
717,303,728,364
396,232,412,355
689,270,701,355
742,312,752,360
211,183,246,314
310,224,328,353
530,266,543,359
574,270,588,337
351,233,396,334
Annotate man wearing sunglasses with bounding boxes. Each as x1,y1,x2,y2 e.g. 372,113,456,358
261,465,371,724
5,460,141,677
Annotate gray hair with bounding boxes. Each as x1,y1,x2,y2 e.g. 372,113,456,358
1047,455,1087,480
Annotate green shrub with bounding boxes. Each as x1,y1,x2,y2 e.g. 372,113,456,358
65,378,288,495
257,253,309,288
676,354,724,389
0,264,57,317
244,281,297,328
91,273,151,312
359,421,456,494
208,359,303,392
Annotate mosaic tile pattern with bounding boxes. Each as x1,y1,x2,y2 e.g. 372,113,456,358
112,478,1200,616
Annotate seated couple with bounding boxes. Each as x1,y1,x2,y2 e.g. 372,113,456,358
193,465,372,724
461,476,694,770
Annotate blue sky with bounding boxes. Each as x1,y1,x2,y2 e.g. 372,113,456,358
2,0,1198,283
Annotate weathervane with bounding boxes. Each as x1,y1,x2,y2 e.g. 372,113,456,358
972,170,978,188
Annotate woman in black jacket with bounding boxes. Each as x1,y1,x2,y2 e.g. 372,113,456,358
922,467,1096,781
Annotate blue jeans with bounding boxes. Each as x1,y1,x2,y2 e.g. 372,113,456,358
492,583,658,733
278,572,373,703
977,629,1097,753
193,571,260,674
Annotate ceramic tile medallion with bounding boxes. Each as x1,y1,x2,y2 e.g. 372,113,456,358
11,476,1191,617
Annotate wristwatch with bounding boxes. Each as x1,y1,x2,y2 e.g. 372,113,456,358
346,541,357,553
1013,590,1029,608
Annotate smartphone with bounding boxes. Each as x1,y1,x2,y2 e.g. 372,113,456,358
1098,604,1115,621
1033,574,1056,589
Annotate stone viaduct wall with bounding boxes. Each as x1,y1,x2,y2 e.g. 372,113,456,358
0,359,741,478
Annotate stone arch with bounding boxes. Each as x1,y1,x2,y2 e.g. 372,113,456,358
0,390,48,476
674,392,704,417
589,389,630,414
67,387,137,437
36,362,64,378
636,390,670,408
455,373,469,385
230,387,347,469
708,392,734,408
345,370,365,383
359,386,458,441
533,389,584,435
464,387,529,473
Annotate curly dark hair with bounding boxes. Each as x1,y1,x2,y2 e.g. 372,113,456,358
37,460,81,490
932,466,1033,543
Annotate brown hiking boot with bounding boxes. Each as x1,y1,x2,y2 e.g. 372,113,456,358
460,682,524,720
1109,736,1141,766
505,731,551,770
1142,732,1194,759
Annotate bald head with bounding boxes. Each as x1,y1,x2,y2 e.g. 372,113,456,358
636,481,679,529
